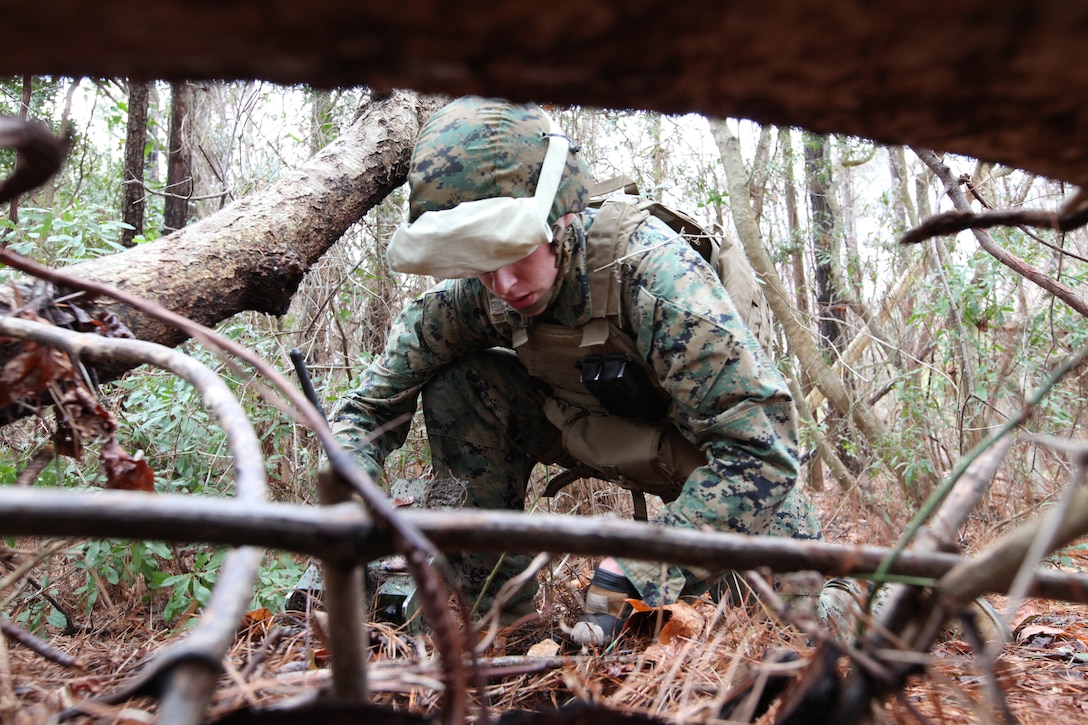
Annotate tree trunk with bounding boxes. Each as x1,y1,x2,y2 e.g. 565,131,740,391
780,129,809,327
804,132,845,351
309,88,340,154
711,119,888,455
0,90,443,355
121,80,150,247
748,125,774,224
163,81,193,234
779,127,828,490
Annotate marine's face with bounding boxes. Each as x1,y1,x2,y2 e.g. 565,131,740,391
477,241,559,316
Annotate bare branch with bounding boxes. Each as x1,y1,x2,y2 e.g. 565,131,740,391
907,148,1088,319
0,315,266,721
3,488,1088,604
0,616,81,668
899,186,1088,248
0,148,469,717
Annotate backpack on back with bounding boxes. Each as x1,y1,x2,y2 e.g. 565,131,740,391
588,176,774,354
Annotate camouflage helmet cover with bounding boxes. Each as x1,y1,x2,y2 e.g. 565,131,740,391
407,96,592,225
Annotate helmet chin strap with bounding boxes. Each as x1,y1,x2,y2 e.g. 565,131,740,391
550,214,575,266
537,215,579,312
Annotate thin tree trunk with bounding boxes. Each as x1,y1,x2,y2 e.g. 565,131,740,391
805,131,865,472
647,112,666,192
780,129,810,331
308,88,340,154
711,120,888,455
779,128,828,491
805,132,845,351
749,124,774,223
6,75,33,225
121,81,150,247
164,81,193,234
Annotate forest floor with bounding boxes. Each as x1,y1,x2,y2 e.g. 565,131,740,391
5,471,1088,724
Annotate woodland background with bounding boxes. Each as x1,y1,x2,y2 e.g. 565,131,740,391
2,77,1088,722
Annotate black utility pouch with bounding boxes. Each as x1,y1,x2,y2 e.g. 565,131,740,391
577,353,669,420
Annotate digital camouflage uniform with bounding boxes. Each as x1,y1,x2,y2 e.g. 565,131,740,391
331,97,822,612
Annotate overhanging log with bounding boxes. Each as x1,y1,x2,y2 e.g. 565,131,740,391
5,2,1088,185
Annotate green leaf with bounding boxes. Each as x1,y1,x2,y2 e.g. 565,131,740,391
46,608,69,629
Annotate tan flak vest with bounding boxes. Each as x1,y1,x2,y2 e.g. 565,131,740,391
491,192,773,519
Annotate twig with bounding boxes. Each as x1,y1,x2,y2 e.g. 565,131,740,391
315,468,368,701
837,411,1019,721
899,186,1088,248
14,443,54,487
0,615,82,668
874,336,1088,595
743,570,893,688
999,435,1088,617
0,620,13,707
239,626,284,681
6,489,1088,604
956,611,1017,725
0,315,267,725
0,539,70,608
0,243,475,724
474,552,550,653
10,569,77,634
907,148,1088,319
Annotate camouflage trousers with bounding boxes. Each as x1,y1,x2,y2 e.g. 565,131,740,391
421,349,822,610
421,350,558,613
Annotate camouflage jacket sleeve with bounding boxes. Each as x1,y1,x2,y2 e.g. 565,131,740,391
620,216,801,537
330,279,506,483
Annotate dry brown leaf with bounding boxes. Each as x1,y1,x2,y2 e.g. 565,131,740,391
655,600,704,644
58,384,115,440
527,638,561,658
1017,624,1068,644
243,608,273,627
0,340,73,407
100,440,156,492
623,599,705,645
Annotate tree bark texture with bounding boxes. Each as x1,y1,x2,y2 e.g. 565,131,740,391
4,2,1088,186
0,90,443,351
163,81,193,234
121,81,150,246
804,133,844,352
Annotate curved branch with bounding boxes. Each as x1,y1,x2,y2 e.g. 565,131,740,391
907,148,1088,319
0,316,266,722
0,246,472,720
899,187,1088,248
0,316,266,503
0,94,471,716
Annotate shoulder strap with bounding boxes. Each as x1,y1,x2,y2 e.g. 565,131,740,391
589,176,774,353
582,198,650,344
590,176,715,263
